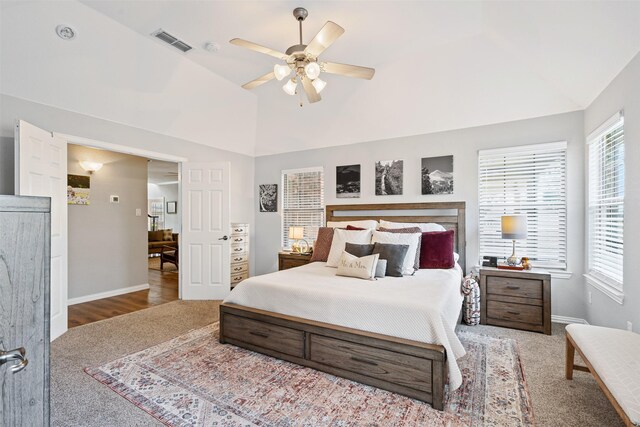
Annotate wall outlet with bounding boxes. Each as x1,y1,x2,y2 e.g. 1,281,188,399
135,208,141,217
110,195,119,203
627,321,633,332
588,291,592,304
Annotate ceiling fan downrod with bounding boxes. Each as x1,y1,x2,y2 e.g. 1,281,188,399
293,7,308,46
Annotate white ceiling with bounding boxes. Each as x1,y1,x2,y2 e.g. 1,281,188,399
148,159,178,185
3,1,640,156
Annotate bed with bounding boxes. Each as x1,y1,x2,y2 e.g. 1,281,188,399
220,202,466,410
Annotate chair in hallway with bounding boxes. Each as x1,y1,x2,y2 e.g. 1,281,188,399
160,245,179,270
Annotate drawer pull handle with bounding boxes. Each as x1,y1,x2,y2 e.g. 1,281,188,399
234,257,242,261
507,311,520,315
249,331,269,338
350,356,378,366
506,286,520,290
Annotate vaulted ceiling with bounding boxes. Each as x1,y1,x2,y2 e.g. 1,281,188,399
2,1,639,156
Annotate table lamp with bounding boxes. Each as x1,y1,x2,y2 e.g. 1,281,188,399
288,226,309,254
501,215,527,266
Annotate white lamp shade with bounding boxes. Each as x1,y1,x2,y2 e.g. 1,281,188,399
312,78,326,93
282,78,297,95
288,226,304,240
79,161,103,173
304,62,321,80
273,63,291,81
501,215,527,240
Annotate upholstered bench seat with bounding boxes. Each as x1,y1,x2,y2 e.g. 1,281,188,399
566,324,640,426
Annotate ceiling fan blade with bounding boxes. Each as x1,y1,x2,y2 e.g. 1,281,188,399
322,62,375,80
301,77,321,103
304,21,345,57
241,71,276,90
230,38,288,60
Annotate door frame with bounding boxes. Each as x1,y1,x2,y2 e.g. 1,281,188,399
57,133,189,299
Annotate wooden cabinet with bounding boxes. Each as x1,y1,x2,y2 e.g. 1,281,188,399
278,251,312,270
480,267,551,335
0,196,51,426
230,223,249,287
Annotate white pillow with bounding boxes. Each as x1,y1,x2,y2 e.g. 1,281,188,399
379,219,445,232
371,230,421,275
336,251,380,280
327,220,378,230
326,228,374,267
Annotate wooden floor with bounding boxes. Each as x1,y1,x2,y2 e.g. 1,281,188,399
68,265,179,328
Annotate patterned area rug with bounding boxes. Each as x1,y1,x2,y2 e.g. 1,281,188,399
85,324,534,426
148,256,178,272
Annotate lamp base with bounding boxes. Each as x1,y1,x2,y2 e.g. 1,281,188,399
507,240,520,266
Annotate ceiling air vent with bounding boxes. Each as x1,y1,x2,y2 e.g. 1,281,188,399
151,29,192,53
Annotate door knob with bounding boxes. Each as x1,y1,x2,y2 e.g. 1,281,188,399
0,346,28,374
218,235,229,241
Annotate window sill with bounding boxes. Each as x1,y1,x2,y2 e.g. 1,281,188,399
584,273,624,304
549,270,572,280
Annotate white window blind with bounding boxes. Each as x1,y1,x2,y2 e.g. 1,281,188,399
282,167,325,250
478,141,567,270
587,113,624,293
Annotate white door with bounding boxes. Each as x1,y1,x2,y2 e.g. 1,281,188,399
180,162,231,300
15,120,68,340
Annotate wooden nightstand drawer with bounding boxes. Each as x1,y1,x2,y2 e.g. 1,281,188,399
487,300,543,325
278,252,312,270
486,276,542,299
480,267,551,334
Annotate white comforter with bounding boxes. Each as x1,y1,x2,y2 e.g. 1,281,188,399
223,262,466,390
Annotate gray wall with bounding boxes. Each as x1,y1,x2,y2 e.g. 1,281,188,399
148,183,180,232
584,52,640,331
255,111,586,320
67,144,148,299
0,94,256,279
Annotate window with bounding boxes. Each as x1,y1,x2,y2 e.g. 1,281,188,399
586,112,624,302
478,142,567,270
282,167,324,250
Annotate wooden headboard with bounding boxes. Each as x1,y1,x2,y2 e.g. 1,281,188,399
326,202,466,272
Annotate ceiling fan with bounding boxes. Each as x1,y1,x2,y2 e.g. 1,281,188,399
230,7,375,105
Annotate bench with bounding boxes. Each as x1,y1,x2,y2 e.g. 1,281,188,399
565,324,640,426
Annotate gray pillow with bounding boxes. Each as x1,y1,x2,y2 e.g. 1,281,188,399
345,243,375,258
375,259,387,278
372,243,409,277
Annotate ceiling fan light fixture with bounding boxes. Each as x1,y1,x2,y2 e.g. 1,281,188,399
283,78,297,95
273,63,291,81
312,77,327,93
304,62,321,80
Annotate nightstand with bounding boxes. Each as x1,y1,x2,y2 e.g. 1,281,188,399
479,267,551,335
278,251,312,270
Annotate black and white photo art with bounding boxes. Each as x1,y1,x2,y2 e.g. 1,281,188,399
259,184,278,212
336,165,361,198
375,160,403,195
421,155,454,195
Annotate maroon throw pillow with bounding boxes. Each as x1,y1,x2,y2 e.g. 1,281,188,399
378,226,422,271
310,227,334,262
346,225,366,230
420,230,455,269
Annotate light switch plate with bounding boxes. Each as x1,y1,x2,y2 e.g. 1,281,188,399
110,195,119,203
135,208,141,216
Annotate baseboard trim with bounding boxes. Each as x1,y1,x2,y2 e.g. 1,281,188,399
68,283,150,306
552,315,589,325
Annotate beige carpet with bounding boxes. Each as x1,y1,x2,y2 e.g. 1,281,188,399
51,301,623,426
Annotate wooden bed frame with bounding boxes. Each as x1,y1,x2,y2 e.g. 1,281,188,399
220,202,466,410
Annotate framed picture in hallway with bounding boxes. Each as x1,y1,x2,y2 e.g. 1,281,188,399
67,174,91,205
167,201,177,214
